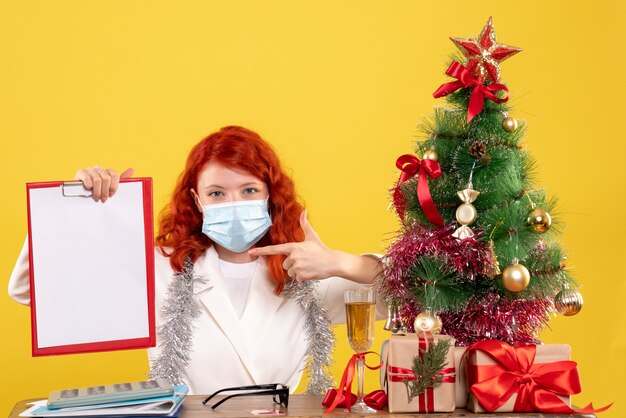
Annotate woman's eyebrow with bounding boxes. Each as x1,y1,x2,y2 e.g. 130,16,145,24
204,184,225,190
203,182,261,190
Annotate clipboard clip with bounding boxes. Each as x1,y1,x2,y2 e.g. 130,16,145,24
62,181,93,197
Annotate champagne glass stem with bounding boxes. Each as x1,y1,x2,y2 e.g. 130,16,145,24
356,355,366,403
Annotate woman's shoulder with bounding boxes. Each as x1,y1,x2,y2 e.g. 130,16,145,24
154,246,171,260
152,247,171,289
153,246,173,271
152,246,214,278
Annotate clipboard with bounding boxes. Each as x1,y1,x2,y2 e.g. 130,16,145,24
26,178,155,356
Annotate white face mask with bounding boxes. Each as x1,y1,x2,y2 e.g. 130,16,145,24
200,198,272,253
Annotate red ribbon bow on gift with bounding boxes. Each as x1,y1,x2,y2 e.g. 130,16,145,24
466,339,612,414
433,61,509,123
394,154,444,226
323,352,387,413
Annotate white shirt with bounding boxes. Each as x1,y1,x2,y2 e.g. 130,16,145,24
218,259,256,319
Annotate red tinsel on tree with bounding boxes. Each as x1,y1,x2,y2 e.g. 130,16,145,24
439,294,553,346
383,225,554,344
384,224,491,286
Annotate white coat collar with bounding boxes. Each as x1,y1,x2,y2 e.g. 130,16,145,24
193,246,286,384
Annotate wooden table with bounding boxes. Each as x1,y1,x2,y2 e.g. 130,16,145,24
9,395,596,418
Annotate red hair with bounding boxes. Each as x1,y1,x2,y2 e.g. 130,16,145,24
155,126,304,294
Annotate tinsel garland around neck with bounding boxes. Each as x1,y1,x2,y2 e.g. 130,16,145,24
149,257,335,394
282,279,336,394
149,258,204,385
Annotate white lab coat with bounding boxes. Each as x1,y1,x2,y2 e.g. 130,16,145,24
8,240,381,395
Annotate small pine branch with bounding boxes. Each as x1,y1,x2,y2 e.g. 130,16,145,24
403,338,453,403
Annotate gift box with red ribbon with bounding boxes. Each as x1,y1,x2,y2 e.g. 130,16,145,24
465,339,611,414
454,346,468,408
381,334,456,413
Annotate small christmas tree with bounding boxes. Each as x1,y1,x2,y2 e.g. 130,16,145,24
382,17,583,346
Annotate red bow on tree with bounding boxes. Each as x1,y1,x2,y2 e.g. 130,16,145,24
433,61,509,123
394,154,444,226
466,339,612,414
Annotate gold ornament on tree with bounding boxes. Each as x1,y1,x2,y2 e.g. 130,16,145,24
528,205,552,232
454,164,481,240
485,220,504,278
525,192,552,233
502,112,518,132
554,287,583,316
453,185,480,239
384,303,395,331
501,259,531,292
423,147,438,161
413,310,443,335
384,303,403,333
485,240,502,278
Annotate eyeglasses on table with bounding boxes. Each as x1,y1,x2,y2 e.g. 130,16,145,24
202,383,289,409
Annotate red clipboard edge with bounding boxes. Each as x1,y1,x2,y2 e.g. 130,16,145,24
31,337,154,357
141,178,156,348
26,178,156,357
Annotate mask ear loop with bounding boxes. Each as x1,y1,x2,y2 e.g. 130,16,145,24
266,196,273,221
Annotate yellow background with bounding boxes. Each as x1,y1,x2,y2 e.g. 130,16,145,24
1,1,624,416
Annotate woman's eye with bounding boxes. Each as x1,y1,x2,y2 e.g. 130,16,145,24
208,191,224,197
243,188,257,194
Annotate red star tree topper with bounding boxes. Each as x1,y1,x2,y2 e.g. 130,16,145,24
450,16,522,83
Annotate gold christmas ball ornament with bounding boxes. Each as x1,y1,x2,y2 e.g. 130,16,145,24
413,312,442,335
502,116,518,132
527,207,552,233
501,261,530,292
554,288,583,316
422,148,438,161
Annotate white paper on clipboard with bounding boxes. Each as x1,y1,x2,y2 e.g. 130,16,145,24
26,178,155,356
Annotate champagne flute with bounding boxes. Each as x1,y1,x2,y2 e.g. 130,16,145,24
345,289,377,413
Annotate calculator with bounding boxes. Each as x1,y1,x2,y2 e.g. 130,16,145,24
47,378,174,409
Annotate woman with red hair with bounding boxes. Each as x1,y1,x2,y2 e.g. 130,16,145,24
9,126,382,395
